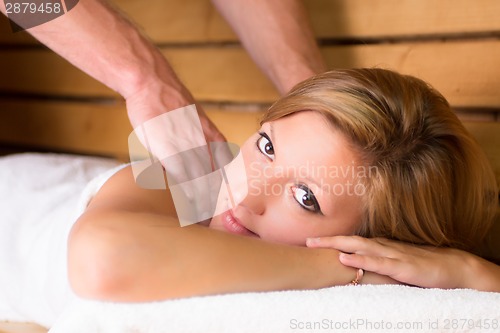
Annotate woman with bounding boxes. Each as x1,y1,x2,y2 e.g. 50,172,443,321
68,68,499,303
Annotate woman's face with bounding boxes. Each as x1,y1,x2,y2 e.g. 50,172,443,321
209,111,364,246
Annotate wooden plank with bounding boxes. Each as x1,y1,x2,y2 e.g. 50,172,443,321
0,100,261,158
306,0,500,39
320,40,500,109
112,0,230,43
2,0,500,45
0,49,115,97
463,122,500,189
0,321,47,333
1,40,500,107
0,100,499,187
164,47,277,103
453,110,498,122
0,100,132,159
203,107,261,145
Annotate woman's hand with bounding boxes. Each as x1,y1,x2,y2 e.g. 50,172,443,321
306,236,490,290
305,236,399,286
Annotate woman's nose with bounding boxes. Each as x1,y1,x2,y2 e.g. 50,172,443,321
235,177,267,216
224,153,272,216
224,151,250,208
231,168,284,217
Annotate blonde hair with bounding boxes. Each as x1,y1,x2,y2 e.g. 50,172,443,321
262,68,498,252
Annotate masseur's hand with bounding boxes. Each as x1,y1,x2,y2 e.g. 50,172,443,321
126,78,234,226
114,32,235,228
307,235,500,291
125,79,225,145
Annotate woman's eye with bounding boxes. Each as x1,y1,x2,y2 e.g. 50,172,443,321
256,132,275,161
291,185,321,213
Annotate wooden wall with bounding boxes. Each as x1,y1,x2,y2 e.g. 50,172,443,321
0,0,499,187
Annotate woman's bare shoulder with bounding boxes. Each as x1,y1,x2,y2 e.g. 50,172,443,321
85,165,176,217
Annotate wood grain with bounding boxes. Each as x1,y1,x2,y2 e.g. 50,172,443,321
0,100,498,186
1,40,500,108
2,0,499,44
0,100,261,159
464,122,500,187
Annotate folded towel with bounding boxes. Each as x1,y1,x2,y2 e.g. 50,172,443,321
49,284,500,333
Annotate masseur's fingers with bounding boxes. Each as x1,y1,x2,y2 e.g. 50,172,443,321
195,104,235,175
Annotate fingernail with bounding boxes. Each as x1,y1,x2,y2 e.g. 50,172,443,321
339,252,350,261
306,238,320,246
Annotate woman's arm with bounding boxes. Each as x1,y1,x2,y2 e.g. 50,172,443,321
69,166,392,302
307,236,500,292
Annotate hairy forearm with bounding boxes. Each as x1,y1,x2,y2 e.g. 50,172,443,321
211,0,326,94
2,0,183,99
69,210,357,302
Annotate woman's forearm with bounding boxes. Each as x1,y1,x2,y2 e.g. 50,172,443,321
68,210,358,302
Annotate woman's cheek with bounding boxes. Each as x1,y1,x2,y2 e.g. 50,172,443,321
257,208,305,246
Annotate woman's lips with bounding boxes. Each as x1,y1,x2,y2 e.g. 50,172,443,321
221,210,258,237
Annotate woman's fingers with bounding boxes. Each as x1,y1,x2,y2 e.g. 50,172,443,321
306,235,366,251
339,252,402,276
306,235,394,257
306,235,472,288
307,236,420,284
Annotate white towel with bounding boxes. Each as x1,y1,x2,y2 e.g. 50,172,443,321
49,284,500,333
0,153,122,328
